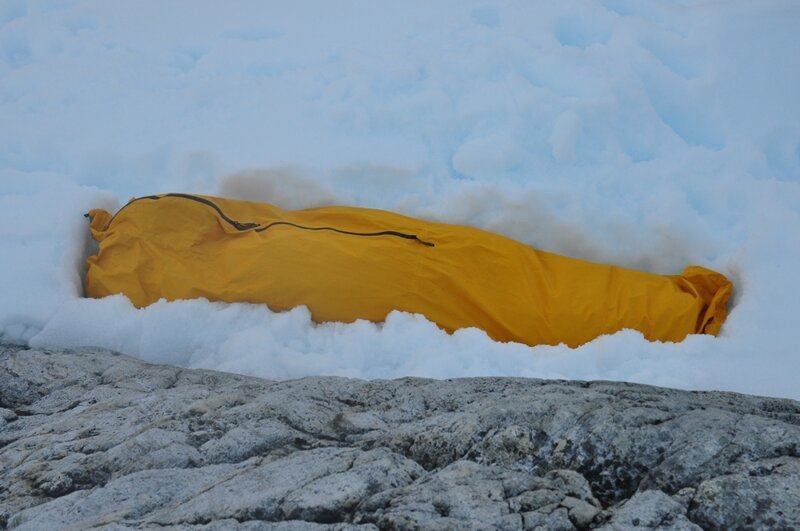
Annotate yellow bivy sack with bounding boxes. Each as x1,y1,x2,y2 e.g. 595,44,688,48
85,193,732,348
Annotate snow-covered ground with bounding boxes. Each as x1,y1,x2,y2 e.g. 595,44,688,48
1,0,799,399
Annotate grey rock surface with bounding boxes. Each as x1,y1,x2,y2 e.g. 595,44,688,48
1,344,799,530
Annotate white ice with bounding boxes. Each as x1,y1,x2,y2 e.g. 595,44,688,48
1,0,799,399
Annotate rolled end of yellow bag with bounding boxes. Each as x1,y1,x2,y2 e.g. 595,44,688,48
86,208,113,237
676,266,734,337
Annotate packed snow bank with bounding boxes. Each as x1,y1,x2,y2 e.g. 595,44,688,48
0,172,117,342
1,0,799,398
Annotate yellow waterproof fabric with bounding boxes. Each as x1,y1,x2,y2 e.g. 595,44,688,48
85,193,732,347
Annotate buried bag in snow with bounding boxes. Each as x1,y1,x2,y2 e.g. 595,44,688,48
85,193,732,348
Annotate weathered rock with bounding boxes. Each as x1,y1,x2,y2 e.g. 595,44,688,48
688,457,800,529
1,345,799,529
596,490,701,530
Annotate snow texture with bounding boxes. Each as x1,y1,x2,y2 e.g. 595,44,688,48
1,0,799,399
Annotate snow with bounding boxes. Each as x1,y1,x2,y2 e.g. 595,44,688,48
1,0,799,399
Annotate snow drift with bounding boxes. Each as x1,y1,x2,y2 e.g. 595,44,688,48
1,0,799,399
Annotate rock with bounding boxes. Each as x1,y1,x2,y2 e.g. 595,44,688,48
561,496,600,528
596,490,701,530
688,457,800,529
355,460,525,529
2,345,800,529
670,487,695,510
